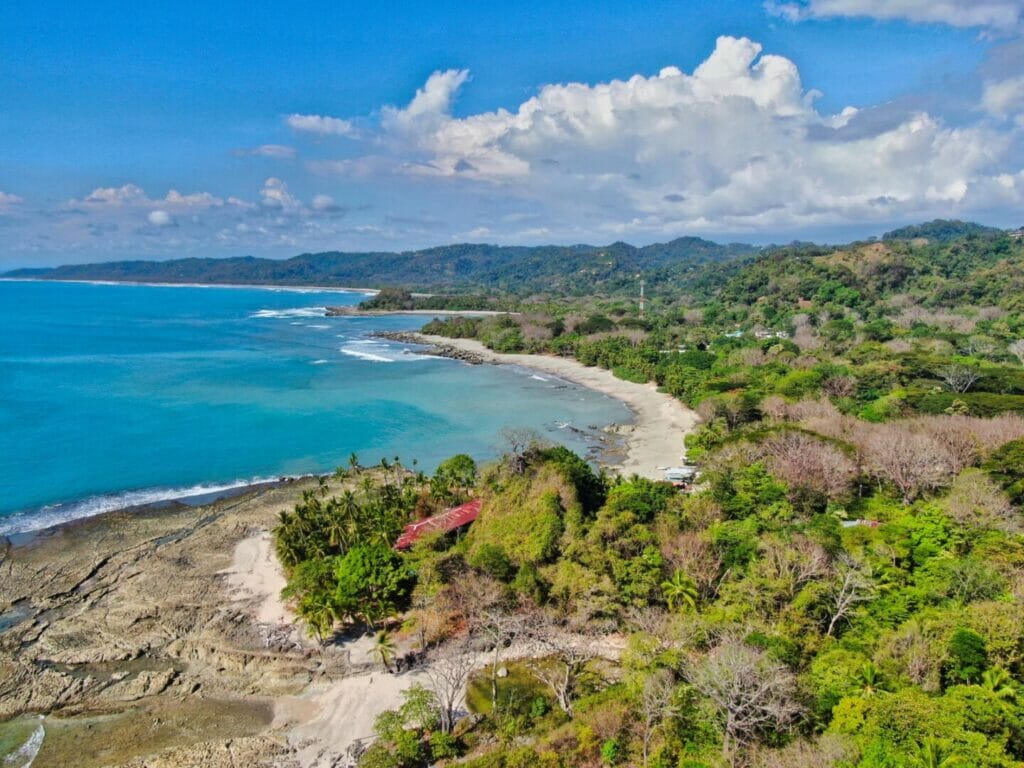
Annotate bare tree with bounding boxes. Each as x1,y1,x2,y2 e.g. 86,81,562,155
759,395,788,421
660,530,722,599
466,589,532,714
501,427,545,474
523,618,603,716
1010,340,1024,366
821,375,857,399
638,669,679,768
862,425,951,502
685,638,802,764
825,556,874,636
910,415,982,474
756,535,830,600
424,639,476,733
943,469,1021,534
937,364,981,394
761,431,857,501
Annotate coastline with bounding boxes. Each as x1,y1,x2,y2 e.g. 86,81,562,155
413,333,699,479
0,276,381,295
326,306,518,317
0,327,696,765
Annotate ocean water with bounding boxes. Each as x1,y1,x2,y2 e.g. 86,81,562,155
0,280,630,535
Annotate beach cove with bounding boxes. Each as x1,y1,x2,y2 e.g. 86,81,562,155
0,287,699,766
0,280,643,536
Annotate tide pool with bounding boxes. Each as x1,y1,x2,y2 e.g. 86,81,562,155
0,280,629,534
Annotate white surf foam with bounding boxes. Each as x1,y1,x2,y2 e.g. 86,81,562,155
250,307,327,319
338,340,430,363
311,359,329,365
0,478,280,537
305,324,330,330
339,347,395,363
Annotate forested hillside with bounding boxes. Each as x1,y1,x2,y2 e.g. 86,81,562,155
268,222,1024,768
3,237,754,297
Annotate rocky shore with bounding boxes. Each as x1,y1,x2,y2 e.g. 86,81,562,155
371,331,487,364
0,478,343,768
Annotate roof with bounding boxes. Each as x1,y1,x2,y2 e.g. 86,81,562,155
394,498,482,550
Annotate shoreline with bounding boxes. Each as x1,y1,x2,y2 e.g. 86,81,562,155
326,306,518,317
0,276,381,295
412,333,699,480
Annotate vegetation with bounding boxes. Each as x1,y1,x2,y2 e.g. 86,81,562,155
8,236,754,296
262,222,1024,766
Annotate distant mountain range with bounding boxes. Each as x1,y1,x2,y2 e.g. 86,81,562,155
3,237,757,296
5,221,1018,296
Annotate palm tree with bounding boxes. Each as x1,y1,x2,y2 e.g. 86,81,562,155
299,593,337,645
316,475,329,498
348,452,360,473
909,738,961,768
372,630,397,672
857,662,883,696
981,668,1017,707
325,511,350,551
661,570,698,613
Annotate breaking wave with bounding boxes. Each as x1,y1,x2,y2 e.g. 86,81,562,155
250,307,326,319
0,478,280,537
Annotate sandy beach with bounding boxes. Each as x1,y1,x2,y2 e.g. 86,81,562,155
418,334,700,480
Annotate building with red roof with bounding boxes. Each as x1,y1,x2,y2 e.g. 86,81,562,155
394,498,482,550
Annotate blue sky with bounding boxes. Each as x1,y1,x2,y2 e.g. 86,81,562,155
1,0,1023,266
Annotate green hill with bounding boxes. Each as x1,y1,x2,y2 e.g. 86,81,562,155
4,237,756,297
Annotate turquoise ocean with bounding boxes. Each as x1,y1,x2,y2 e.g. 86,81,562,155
0,280,629,535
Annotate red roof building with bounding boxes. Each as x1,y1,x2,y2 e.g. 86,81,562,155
394,498,482,550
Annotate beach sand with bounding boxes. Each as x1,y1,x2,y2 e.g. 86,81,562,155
222,531,292,626
418,334,700,480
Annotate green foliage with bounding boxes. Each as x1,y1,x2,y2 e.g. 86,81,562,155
334,544,414,626
984,438,1024,505
469,543,516,582
944,628,988,686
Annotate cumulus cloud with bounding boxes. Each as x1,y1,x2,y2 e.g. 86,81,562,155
382,69,470,135
345,35,1022,235
147,210,174,227
260,177,300,209
234,144,297,159
286,113,356,136
765,0,1024,31
6,34,1022,264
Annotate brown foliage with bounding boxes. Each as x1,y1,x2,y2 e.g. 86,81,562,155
759,431,857,501
860,425,951,502
685,638,802,761
943,469,1020,534
660,530,722,597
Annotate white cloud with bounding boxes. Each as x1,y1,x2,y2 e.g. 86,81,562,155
147,210,174,227
260,177,299,209
311,194,337,211
348,36,1021,235
234,144,297,159
382,69,470,135
84,184,148,205
162,190,224,208
765,0,1024,31
286,113,356,136
982,75,1024,118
